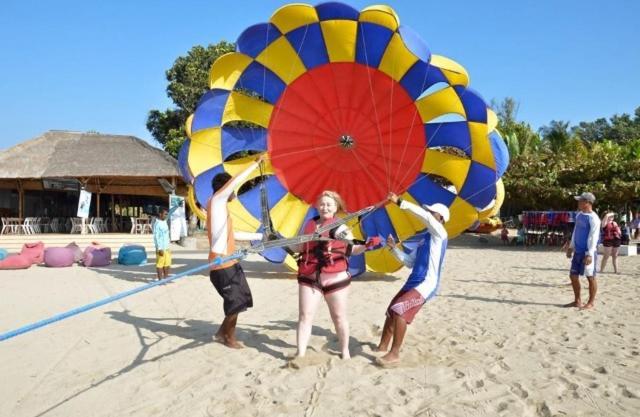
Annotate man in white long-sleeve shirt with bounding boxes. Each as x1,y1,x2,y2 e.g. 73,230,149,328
207,154,264,348
376,192,449,366
566,192,600,310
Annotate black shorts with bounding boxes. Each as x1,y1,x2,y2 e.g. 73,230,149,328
209,263,253,316
603,239,621,248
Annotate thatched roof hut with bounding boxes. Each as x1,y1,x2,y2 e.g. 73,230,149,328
0,131,186,218
0,130,179,177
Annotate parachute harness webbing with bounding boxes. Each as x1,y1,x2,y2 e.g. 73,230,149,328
258,160,274,239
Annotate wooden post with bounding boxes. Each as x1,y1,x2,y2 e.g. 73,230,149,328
17,180,24,219
111,194,115,232
95,177,100,218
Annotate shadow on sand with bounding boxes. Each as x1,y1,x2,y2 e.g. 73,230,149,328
443,294,565,307
33,313,373,416
453,278,564,288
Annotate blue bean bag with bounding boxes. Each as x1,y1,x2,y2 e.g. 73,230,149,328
118,245,147,266
0,248,7,261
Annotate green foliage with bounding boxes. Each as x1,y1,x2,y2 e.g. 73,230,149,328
495,99,640,213
539,120,571,152
491,98,541,156
147,42,236,156
572,106,640,144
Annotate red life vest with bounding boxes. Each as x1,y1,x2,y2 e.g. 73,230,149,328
298,216,351,277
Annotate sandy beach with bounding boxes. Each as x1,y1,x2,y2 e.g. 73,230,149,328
1,239,639,417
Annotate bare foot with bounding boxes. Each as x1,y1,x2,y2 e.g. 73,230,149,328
372,344,388,353
563,301,582,308
580,303,595,310
287,355,309,369
214,333,225,343
375,351,400,367
224,339,245,349
341,352,351,360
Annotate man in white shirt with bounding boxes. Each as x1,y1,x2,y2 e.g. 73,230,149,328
376,193,449,366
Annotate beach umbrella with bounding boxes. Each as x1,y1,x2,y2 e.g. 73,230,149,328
180,2,509,275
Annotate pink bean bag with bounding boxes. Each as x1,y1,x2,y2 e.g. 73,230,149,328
20,242,45,265
44,247,76,268
0,254,32,270
66,242,83,263
83,245,112,267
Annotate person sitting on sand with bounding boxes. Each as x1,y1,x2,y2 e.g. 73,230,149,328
290,190,379,363
565,192,600,310
376,192,449,366
207,154,265,348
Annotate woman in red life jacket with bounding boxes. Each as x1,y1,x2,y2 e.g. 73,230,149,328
291,191,377,362
600,212,622,274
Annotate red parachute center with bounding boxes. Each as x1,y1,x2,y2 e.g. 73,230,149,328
268,62,426,209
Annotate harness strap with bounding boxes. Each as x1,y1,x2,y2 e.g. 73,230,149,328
297,275,351,294
322,278,351,294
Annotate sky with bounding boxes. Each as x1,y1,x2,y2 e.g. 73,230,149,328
0,0,638,150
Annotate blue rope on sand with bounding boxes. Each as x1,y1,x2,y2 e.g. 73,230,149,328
0,252,247,342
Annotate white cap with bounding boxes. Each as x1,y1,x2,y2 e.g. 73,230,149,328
422,203,450,223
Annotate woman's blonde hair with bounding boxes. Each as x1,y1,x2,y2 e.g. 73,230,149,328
317,190,347,214
601,211,615,225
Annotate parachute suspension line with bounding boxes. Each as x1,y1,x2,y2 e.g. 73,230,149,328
259,160,274,240
360,24,393,192
178,133,340,162
267,143,341,161
263,23,310,138
386,83,503,212
394,88,473,189
220,25,310,237
391,59,433,189
395,127,502,212
263,22,269,109
387,53,396,192
349,149,391,198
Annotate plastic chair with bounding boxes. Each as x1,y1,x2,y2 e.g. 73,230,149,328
21,218,35,235
70,218,83,234
130,217,139,234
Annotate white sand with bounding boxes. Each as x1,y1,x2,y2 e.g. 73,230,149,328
1,241,639,417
